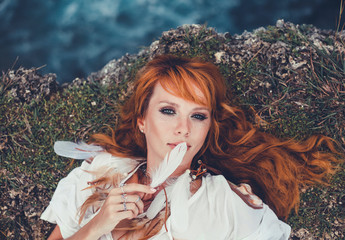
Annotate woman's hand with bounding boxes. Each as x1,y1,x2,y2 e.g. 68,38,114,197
79,183,156,239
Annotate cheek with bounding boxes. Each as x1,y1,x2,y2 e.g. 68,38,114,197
194,122,211,145
145,115,171,139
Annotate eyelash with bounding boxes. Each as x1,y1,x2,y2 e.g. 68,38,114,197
159,108,208,121
159,108,175,115
192,113,208,121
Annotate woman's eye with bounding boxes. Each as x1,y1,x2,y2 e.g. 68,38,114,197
159,108,175,115
192,113,208,121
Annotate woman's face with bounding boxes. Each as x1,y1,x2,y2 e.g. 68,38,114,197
138,82,211,177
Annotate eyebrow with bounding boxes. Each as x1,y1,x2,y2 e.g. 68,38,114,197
159,101,210,112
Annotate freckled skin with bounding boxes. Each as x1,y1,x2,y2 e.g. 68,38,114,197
138,83,211,177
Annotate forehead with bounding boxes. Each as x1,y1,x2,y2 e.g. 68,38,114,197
149,83,211,114
157,79,209,107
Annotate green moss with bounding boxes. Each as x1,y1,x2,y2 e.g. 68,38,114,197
0,80,123,188
161,25,222,60
1,23,344,238
288,169,345,237
256,25,306,47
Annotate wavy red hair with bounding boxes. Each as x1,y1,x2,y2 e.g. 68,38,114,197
91,54,340,220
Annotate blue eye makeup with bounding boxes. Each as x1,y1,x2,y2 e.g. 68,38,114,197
192,113,208,121
159,108,176,115
159,107,208,121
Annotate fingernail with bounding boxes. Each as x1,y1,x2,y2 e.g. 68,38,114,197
150,188,157,192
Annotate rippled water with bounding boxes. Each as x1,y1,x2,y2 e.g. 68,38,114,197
0,0,341,83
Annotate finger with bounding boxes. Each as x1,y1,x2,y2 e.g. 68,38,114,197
110,183,156,195
104,194,127,204
124,202,139,218
112,194,144,213
105,193,143,212
124,194,141,203
126,183,157,194
104,201,130,213
116,210,135,220
125,195,144,213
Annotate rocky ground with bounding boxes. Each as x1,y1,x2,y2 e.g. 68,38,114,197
1,21,344,239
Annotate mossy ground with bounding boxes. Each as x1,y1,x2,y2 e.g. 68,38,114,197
0,24,344,239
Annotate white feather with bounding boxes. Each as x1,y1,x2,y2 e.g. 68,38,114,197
150,142,187,188
170,170,191,234
146,188,167,219
146,181,188,219
54,141,103,159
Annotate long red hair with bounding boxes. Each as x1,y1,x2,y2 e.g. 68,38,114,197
91,54,340,220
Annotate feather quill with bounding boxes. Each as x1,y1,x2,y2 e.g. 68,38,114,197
170,170,191,234
150,142,187,188
54,141,103,159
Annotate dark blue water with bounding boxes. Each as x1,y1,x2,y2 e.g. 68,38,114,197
0,0,342,83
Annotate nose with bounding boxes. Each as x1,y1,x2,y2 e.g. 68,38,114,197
174,116,190,136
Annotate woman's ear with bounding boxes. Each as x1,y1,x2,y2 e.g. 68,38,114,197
137,118,145,133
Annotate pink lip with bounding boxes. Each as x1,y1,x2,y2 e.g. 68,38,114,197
167,142,191,150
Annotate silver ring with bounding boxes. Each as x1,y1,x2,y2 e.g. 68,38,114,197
123,202,127,211
119,183,126,194
135,196,140,203
121,194,127,202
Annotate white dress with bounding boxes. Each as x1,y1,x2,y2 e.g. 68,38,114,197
41,152,291,240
